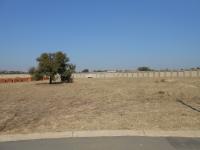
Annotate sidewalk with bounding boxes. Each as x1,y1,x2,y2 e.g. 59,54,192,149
1,130,200,142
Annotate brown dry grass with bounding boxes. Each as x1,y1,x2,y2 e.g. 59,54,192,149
0,78,200,135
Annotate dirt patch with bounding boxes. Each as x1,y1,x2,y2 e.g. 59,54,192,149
0,78,200,134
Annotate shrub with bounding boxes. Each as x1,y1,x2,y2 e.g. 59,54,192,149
137,66,152,71
60,64,76,83
82,69,89,73
28,67,43,81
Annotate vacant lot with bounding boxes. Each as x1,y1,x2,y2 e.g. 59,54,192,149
0,78,200,134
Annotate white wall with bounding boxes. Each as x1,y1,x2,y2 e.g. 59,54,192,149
73,70,200,78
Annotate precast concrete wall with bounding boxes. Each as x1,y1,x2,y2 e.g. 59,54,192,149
73,70,200,79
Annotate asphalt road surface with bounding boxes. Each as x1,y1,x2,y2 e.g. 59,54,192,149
0,136,200,150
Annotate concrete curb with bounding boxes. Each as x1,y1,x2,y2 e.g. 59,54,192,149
0,130,200,142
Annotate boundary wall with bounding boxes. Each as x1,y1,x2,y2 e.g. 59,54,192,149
0,74,48,84
72,70,200,78
1,70,199,83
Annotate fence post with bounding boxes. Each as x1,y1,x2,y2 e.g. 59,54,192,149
190,71,192,77
164,71,166,78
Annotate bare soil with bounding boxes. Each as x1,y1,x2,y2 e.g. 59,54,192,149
0,78,200,135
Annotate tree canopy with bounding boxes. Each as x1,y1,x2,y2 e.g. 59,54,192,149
81,69,89,73
29,51,75,84
137,66,153,71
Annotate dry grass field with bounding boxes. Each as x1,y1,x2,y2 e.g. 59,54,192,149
0,78,200,135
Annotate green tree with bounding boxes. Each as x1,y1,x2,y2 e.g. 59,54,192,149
82,69,89,73
137,66,152,71
60,63,76,82
30,51,75,84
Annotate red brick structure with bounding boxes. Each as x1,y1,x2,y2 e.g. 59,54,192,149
0,77,48,84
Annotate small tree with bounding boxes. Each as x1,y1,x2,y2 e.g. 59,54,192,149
82,69,89,73
30,51,75,84
137,66,152,71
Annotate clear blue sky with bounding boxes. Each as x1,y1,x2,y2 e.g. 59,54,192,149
0,0,200,71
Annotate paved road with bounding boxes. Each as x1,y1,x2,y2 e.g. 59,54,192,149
0,136,200,150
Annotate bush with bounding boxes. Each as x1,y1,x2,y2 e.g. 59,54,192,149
60,64,75,83
137,66,152,71
82,69,89,73
32,71,44,81
61,71,73,83
29,67,44,81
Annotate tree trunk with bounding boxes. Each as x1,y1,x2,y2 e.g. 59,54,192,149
49,76,52,84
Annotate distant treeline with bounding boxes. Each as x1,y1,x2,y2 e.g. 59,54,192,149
0,70,28,74
80,66,200,73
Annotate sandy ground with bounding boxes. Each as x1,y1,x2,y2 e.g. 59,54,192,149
0,78,200,135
